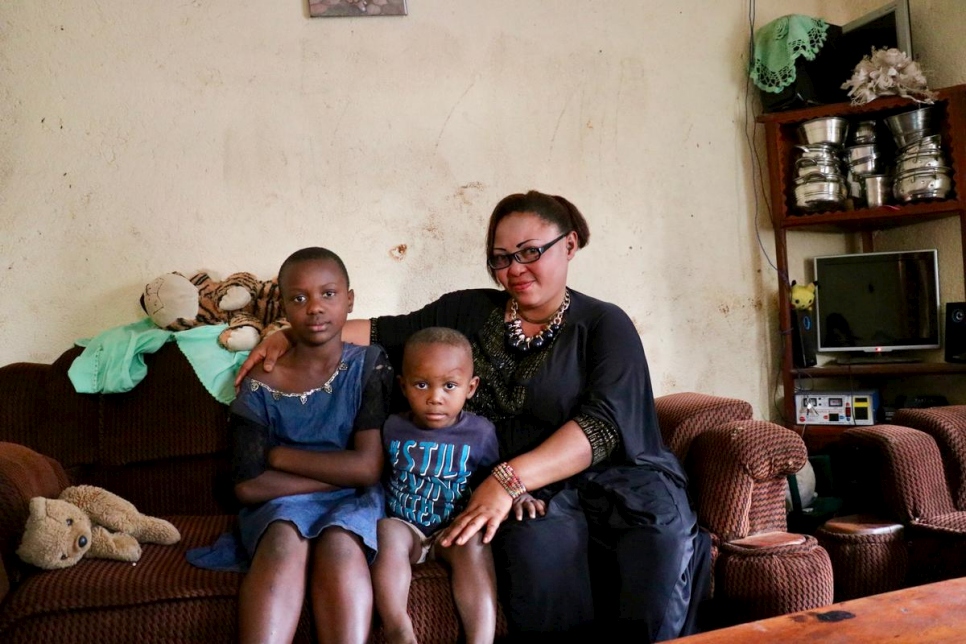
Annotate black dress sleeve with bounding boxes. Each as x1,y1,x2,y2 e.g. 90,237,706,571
352,345,394,432
229,411,271,484
574,301,679,477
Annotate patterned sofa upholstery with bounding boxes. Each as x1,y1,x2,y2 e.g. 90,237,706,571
837,420,966,588
656,394,834,626
894,406,966,509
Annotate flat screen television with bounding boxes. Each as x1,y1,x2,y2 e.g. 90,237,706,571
837,1,914,88
813,249,940,355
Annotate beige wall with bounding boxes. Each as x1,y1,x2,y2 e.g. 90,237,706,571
1,1,964,418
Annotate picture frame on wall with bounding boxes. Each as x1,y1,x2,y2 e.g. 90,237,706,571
309,0,407,17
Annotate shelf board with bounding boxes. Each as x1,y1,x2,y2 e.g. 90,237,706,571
794,425,849,452
757,86,963,125
780,199,963,231
793,362,966,378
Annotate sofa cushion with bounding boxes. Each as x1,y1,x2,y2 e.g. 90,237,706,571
0,513,504,643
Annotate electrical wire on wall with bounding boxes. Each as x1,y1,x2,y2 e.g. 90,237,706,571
743,0,802,424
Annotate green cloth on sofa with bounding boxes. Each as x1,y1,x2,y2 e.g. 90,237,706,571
68,319,248,404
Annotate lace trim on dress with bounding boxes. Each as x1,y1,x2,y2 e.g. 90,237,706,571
574,413,621,465
249,362,348,404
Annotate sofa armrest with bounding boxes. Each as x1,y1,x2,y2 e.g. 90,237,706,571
655,392,753,462
0,442,71,594
687,420,807,541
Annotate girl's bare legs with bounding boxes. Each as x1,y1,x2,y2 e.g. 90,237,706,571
372,519,422,644
311,526,375,644
238,521,310,644
436,532,497,644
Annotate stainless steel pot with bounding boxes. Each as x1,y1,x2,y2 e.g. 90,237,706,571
893,167,953,202
799,117,849,146
899,134,942,155
848,154,883,175
796,158,843,178
885,106,936,140
863,175,892,208
896,150,946,173
795,177,847,211
893,127,935,149
846,144,878,162
854,120,877,144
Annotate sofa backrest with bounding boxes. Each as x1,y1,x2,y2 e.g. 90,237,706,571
842,424,957,522
0,343,237,518
894,406,966,511
655,392,754,463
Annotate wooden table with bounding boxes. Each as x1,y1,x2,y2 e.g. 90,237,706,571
674,577,966,643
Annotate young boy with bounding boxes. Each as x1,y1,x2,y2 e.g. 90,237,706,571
373,327,539,644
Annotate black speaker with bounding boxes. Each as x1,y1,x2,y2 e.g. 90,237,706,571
945,302,966,363
791,308,818,368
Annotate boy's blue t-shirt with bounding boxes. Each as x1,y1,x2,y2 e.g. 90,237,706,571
383,411,499,536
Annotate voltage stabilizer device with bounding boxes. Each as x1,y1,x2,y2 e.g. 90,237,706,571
794,390,879,425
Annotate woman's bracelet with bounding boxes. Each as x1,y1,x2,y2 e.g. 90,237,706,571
492,461,527,500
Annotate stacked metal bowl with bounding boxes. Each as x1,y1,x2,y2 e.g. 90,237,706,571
794,117,849,212
886,106,953,202
843,120,888,207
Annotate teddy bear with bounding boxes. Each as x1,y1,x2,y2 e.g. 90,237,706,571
790,280,818,310
141,271,288,351
16,485,181,570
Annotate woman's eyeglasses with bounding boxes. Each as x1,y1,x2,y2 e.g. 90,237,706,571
487,231,571,270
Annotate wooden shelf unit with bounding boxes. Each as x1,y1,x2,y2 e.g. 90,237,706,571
758,84,966,448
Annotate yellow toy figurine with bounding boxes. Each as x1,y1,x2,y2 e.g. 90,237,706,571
790,280,817,311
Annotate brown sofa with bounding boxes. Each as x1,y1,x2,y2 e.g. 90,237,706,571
0,344,832,642
0,344,490,643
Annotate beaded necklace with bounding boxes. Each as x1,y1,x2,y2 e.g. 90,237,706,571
504,290,571,353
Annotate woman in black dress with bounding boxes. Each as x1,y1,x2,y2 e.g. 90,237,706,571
241,191,708,641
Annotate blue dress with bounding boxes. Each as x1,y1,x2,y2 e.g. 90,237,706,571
187,343,387,571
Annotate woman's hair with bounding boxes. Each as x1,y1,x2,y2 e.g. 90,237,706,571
278,247,350,291
484,190,591,281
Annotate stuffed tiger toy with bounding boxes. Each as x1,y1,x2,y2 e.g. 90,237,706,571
141,271,288,351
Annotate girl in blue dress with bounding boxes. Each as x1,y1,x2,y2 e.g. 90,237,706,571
191,247,392,644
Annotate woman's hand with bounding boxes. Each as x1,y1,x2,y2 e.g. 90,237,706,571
234,329,293,388
510,492,546,520
437,475,513,546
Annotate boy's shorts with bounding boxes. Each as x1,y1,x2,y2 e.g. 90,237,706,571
386,517,440,564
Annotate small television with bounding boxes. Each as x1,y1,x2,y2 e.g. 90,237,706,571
814,249,940,355
837,1,914,84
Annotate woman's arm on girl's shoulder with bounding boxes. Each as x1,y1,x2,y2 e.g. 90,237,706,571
235,327,294,386
343,319,372,346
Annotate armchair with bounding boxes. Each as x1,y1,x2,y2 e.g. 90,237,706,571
655,394,834,626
